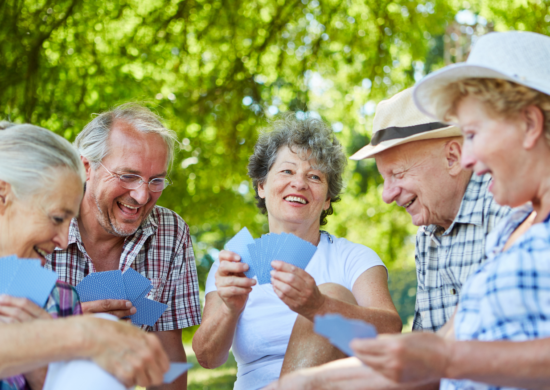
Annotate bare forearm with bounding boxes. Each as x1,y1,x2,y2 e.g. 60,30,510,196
192,302,240,369
0,319,84,378
314,296,402,334
447,339,550,389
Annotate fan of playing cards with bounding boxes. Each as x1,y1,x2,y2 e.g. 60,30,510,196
225,227,318,285
76,268,167,327
0,255,59,308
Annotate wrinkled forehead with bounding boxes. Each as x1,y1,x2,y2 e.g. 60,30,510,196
275,144,325,172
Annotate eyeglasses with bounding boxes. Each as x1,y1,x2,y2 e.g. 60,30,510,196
99,163,171,193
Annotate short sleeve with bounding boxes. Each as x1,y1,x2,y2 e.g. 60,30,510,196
335,236,386,290
45,281,82,318
205,259,220,295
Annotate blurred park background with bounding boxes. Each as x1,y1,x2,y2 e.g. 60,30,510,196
2,0,549,388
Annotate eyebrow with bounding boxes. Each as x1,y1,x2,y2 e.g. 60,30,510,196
117,167,167,178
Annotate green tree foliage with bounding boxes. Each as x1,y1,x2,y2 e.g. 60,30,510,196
2,0,547,327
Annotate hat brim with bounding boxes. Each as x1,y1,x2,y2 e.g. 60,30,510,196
413,63,550,120
349,124,461,160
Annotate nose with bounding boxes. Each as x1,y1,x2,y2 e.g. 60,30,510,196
53,225,70,250
382,179,400,204
129,184,150,205
461,142,477,170
290,173,307,190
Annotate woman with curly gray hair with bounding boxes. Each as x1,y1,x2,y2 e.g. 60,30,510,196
194,114,401,390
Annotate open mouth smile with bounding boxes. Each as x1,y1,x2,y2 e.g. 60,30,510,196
33,246,50,259
284,195,308,205
117,201,142,215
404,198,416,208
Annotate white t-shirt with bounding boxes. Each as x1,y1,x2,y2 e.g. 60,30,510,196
205,233,386,390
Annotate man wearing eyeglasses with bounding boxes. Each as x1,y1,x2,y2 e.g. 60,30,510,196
45,103,201,390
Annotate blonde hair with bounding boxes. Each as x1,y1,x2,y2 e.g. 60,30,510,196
432,78,550,145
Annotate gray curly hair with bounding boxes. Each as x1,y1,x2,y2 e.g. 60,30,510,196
248,114,347,226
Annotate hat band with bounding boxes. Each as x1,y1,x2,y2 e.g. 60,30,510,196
371,122,448,146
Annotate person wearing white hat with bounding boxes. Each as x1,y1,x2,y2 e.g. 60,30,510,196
263,87,510,390
348,31,550,390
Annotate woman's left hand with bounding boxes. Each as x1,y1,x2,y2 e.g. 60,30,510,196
0,294,52,323
270,260,325,320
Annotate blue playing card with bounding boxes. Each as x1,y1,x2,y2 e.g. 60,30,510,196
314,314,378,356
122,267,152,302
0,256,20,293
163,362,193,384
277,234,317,271
87,271,126,300
130,296,168,327
6,260,58,307
75,276,124,302
225,227,255,278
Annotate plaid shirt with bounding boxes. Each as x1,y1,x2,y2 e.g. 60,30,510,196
413,174,510,332
441,204,549,390
1,281,81,390
45,205,202,332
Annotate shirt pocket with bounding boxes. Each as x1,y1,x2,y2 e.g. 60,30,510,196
416,286,459,331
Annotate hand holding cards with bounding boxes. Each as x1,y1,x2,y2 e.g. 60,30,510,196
224,227,318,284
76,268,167,327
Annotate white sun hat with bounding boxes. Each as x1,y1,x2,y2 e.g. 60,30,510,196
413,31,550,119
350,88,461,160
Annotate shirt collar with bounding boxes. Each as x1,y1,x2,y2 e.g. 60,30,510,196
421,173,490,236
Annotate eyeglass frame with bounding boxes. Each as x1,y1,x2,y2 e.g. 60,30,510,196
99,163,172,193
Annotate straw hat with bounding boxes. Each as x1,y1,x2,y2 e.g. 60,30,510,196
413,31,550,119
350,88,461,160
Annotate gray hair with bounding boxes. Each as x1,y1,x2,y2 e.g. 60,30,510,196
74,103,179,169
248,114,347,226
0,121,85,199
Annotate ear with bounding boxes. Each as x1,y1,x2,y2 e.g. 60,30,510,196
323,197,331,211
81,156,93,181
522,105,545,150
445,139,464,177
0,180,14,216
257,181,266,199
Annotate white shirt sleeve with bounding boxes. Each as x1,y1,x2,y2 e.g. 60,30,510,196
204,259,220,295
336,237,387,289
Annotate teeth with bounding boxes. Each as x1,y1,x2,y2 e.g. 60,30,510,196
119,202,139,210
404,199,415,208
285,196,307,204
35,247,48,257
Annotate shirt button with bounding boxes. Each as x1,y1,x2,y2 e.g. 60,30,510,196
450,288,457,295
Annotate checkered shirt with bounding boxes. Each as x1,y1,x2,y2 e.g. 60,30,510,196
45,205,202,332
441,204,550,390
413,174,510,332
1,281,82,390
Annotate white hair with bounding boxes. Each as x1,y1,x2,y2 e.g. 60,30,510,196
0,121,86,199
74,103,179,169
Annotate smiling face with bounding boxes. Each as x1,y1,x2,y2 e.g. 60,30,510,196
83,120,169,237
375,138,468,229
0,169,83,265
257,146,330,232
457,95,537,208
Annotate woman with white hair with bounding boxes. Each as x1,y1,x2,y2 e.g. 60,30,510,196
0,122,169,389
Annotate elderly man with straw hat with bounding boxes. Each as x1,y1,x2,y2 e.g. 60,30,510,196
264,87,510,390
355,88,510,334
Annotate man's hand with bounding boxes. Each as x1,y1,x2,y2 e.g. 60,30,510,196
0,295,52,323
77,316,170,388
215,250,256,316
350,332,452,384
270,260,324,320
81,299,136,319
